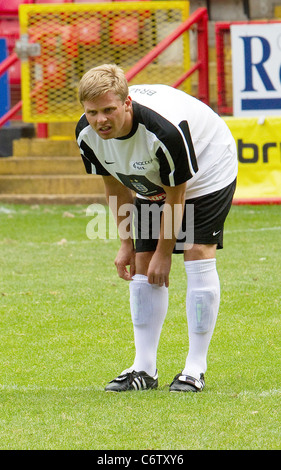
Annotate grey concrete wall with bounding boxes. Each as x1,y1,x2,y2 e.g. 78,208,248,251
189,0,281,20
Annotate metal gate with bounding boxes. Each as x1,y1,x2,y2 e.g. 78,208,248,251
18,1,190,122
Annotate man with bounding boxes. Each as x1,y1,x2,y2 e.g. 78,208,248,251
76,64,238,392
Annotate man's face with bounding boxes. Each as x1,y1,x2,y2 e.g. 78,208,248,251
83,91,133,140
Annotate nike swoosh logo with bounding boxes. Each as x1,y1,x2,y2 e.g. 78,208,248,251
105,161,115,164
213,230,221,236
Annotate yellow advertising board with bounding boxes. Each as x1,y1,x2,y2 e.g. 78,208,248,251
224,116,281,203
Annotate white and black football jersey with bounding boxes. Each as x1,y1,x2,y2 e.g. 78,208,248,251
76,84,238,200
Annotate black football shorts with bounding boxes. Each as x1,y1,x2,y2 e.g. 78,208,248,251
134,178,237,253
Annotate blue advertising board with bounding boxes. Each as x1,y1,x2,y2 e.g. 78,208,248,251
0,38,11,125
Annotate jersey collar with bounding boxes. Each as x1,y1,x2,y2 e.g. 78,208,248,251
115,101,139,140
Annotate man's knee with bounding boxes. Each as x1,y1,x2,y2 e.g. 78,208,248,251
184,244,217,261
135,251,154,275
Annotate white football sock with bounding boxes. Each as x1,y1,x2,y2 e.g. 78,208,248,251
129,274,168,376
183,259,220,380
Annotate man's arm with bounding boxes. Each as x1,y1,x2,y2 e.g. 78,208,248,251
102,175,136,281
147,182,187,287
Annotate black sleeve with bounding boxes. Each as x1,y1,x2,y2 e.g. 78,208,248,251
134,102,198,186
155,123,197,186
75,115,110,176
79,140,110,176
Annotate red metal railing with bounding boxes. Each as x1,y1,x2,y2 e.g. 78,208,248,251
0,52,21,126
126,7,209,105
0,7,209,136
0,50,48,136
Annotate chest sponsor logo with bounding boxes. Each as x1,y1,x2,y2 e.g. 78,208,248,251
131,159,153,170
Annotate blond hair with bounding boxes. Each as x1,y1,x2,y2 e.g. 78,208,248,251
78,64,129,104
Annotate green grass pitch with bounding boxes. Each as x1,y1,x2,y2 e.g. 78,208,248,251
0,202,280,450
